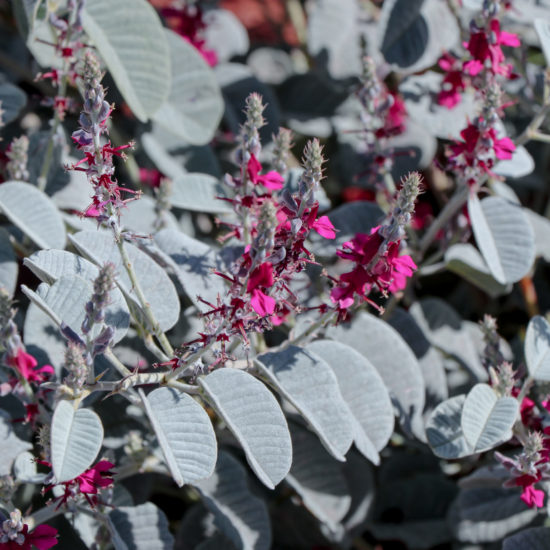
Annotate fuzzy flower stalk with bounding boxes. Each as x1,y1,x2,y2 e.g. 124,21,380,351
330,173,420,315
437,0,519,108
355,56,407,193
166,99,335,379
5,135,29,182
70,51,137,225
0,509,58,550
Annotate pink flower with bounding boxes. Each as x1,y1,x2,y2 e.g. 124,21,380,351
247,263,276,316
384,243,417,293
464,19,519,77
437,53,467,109
311,215,336,239
247,155,284,190
7,349,54,384
42,460,115,509
0,523,58,550
521,485,545,508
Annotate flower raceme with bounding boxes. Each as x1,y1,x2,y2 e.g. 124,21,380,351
330,226,417,309
0,510,57,550
42,460,115,509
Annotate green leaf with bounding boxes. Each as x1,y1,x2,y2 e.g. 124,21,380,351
409,298,488,381
461,384,518,453
426,395,473,459
153,29,223,145
0,411,32,476
82,0,170,122
327,312,426,440
378,0,458,74
195,451,272,550
503,527,550,549
198,368,292,489
445,243,512,297
525,315,550,381
51,400,104,483
0,181,66,250
140,387,217,487
154,228,227,313
449,487,538,543
0,228,17,296
468,195,535,285
21,274,129,344
108,503,174,550
170,173,232,213
70,231,180,331
306,340,394,459
387,308,448,408
255,346,354,461
0,82,27,124
286,422,351,528
535,19,550,65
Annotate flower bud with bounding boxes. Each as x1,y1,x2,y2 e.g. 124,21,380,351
6,135,30,182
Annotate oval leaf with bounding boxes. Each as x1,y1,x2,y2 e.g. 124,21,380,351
70,231,180,331
22,274,129,344
327,312,426,440
154,228,227,312
468,195,535,284
503,527,550,549
153,29,223,145
198,368,292,489
426,395,473,459
51,400,104,483
306,340,394,458
0,181,66,250
286,422,351,528
461,384,518,453
255,346,354,461
195,451,272,550
525,315,550,381
0,228,18,296
0,411,32,476
444,243,511,298
170,173,231,213
82,0,170,122
140,387,217,487
108,503,174,550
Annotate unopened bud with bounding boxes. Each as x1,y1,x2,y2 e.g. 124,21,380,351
488,361,515,397
272,127,293,176
298,139,324,204
63,341,89,394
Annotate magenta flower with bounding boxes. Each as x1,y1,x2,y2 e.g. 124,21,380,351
247,155,284,190
521,485,545,508
7,349,54,384
0,510,58,550
247,263,276,316
42,460,115,509
311,216,336,239
437,53,467,109
464,19,519,77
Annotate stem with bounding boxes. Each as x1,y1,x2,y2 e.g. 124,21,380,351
26,504,63,530
417,184,469,258
103,348,131,377
287,310,336,347
517,376,534,404
516,76,550,146
114,235,174,357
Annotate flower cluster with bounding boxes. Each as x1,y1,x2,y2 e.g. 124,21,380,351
69,51,136,223
446,82,514,187
438,0,519,108
0,510,57,550
355,57,407,193
0,289,53,424
496,431,550,508
37,0,86,119
159,3,217,66
42,460,115,510
330,173,420,314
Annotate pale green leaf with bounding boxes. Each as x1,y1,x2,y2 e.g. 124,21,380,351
140,387,217,487
51,400,104,483
82,0,170,122
198,368,292,489
525,315,550,381
0,181,66,250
